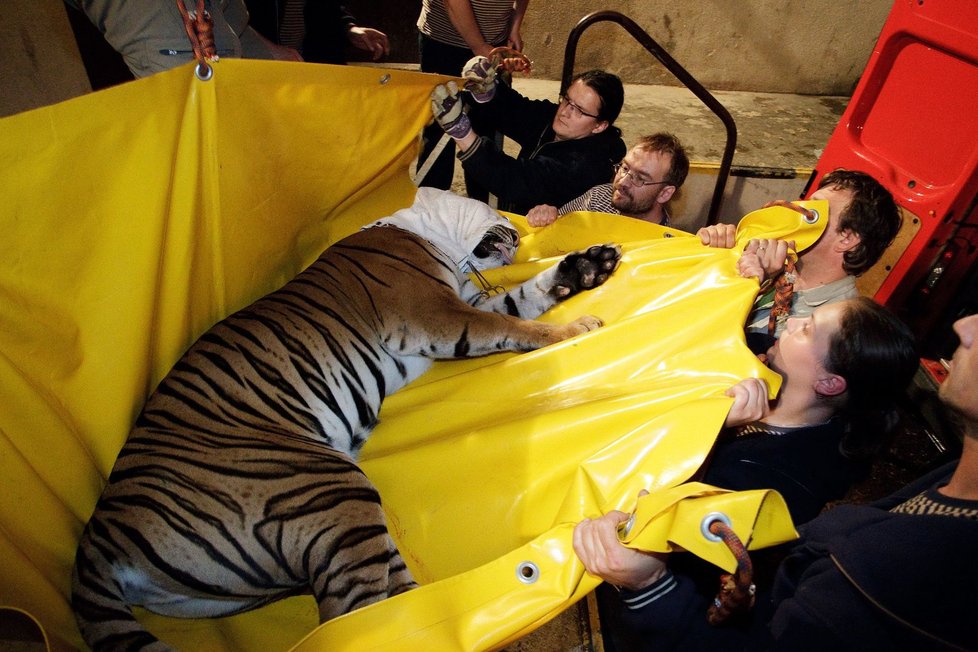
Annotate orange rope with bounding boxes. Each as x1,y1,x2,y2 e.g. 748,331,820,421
487,46,532,74
176,0,218,77
706,521,756,625
760,200,810,336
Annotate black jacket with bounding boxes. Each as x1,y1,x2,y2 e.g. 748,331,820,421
460,83,626,215
703,419,861,526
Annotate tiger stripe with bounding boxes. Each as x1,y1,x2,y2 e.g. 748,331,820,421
72,213,619,650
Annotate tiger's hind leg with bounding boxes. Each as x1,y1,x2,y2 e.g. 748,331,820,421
259,449,417,622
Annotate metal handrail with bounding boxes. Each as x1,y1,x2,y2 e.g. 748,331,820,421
562,11,737,226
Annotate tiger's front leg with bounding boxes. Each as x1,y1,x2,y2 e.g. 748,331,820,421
471,244,622,319
389,244,621,358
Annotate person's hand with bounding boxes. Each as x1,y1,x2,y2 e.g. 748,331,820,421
507,29,523,53
267,42,303,62
430,81,472,139
738,238,792,283
347,26,389,61
697,223,737,248
723,378,771,428
461,55,498,103
526,204,559,227
573,505,669,591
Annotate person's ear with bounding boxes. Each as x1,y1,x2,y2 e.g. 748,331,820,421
657,185,677,203
836,228,861,253
815,374,847,397
591,120,609,135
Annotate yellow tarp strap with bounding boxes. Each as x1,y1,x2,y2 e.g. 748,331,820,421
0,59,824,651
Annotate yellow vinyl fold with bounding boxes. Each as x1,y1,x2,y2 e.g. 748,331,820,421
0,60,824,650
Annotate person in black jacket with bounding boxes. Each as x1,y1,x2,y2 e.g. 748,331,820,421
573,312,978,651
430,62,626,214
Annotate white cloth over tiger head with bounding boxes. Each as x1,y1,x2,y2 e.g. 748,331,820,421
364,187,518,272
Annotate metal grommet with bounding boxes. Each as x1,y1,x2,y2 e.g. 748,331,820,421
516,561,539,584
803,208,819,224
619,512,636,538
195,62,213,82
379,73,391,85
700,512,732,542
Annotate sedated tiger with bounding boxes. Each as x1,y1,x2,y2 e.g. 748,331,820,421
71,188,621,650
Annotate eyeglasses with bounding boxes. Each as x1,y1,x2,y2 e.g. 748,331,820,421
558,94,599,119
613,162,669,188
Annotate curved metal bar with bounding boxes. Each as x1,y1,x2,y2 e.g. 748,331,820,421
562,11,737,226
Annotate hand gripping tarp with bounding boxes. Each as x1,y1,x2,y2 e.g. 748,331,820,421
0,60,825,650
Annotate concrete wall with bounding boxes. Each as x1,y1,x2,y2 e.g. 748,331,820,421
0,0,894,118
517,0,892,95
345,1,892,95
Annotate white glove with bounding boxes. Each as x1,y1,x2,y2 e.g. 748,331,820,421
461,55,498,103
430,81,472,139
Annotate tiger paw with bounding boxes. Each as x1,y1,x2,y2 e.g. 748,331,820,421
551,244,622,299
567,314,603,334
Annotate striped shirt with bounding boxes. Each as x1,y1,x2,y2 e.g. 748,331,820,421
417,0,516,49
891,488,978,520
278,0,306,50
559,183,671,227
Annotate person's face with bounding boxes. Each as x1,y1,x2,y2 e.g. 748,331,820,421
552,80,609,141
765,301,846,390
807,184,856,254
611,147,675,215
940,314,978,423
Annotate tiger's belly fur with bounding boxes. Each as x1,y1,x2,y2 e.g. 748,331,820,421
72,226,620,650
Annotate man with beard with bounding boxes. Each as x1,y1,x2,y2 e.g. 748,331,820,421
700,169,902,352
525,133,689,228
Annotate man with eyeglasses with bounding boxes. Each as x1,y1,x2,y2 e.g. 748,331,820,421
430,58,626,214
526,133,689,228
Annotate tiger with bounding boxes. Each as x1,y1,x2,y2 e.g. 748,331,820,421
71,187,622,650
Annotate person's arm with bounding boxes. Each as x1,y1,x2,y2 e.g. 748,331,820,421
574,509,669,591
574,509,748,649
458,136,583,210
508,0,529,51
738,238,793,285
346,25,389,60
723,378,771,427
525,186,593,226
444,0,493,57
526,205,559,227
246,26,303,61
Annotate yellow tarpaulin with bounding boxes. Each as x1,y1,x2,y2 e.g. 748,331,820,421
0,60,822,650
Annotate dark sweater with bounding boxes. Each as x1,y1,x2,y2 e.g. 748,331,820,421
460,83,626,214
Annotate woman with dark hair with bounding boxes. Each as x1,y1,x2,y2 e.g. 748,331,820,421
577,297,923,651
429,65,627,214
702,296,919,525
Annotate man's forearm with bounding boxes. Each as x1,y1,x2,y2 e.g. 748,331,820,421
445,0,492,57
